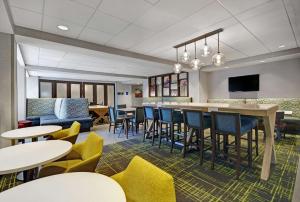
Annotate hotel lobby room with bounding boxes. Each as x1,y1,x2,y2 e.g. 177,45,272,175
0,0,300,201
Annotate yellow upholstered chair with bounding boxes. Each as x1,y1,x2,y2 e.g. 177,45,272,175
39,132,103,178
111,156,176,202
48,121,81,144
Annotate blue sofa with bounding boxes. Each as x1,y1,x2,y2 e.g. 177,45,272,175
26,98,92,132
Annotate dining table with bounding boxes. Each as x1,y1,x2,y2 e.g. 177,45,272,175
117,107,136,138
1,125,62,145
0,140,72,181
0,172,126,202
89,105,109,125
143,102,278,181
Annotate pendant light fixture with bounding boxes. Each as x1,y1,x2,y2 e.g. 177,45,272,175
173,28,224,70
181,44,190,63
201,36,211,57
212,32,225,66
173,48,182,73
190,42,200,70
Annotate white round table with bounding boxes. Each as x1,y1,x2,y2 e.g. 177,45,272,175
0,172,126,202
0,140,72,175
1,125,62,140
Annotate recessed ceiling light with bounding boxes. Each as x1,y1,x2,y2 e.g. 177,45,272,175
260,60,265,63
278,44,285,48
57,25,69,31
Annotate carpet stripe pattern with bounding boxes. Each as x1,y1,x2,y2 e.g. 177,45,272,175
96,134,299,202
0,133,298,202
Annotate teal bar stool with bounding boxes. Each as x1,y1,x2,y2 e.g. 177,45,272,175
211,111,257,179
143,106,159,145
158,107,182,152
182,109,211,163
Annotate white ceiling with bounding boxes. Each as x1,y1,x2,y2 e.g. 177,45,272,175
16,35,175,78
8,0,300,76
30,69,145,84
0,0,13,34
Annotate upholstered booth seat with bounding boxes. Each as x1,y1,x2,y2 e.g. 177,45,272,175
39,132,103,178
41,116,92,129
26,116,41,126
111,156,176,202
26,98,92,132
40,115,57,121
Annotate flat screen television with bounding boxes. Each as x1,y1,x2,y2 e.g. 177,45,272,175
228,74,259,92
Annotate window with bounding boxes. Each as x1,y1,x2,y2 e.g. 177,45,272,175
39,79,115,106
40,82,52,98
96,85,105,105
56,83,67,98
84,84,94,104
70,83,81,98
148,72,189,97
107,85,115,107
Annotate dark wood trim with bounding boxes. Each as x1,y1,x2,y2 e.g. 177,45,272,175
148,77,151,97
149,72,189,97
52,82,56,98
104,84,108,106
174,28,224,48
67,82,71,98
93,84,97,104
38,79,116,106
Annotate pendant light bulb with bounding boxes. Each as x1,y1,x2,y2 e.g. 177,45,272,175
190,42,200,70
212,33,225,66
174,48,182,73
181,44,190,63
202,37,211,57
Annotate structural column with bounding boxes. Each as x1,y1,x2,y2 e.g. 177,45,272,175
0,32,17,148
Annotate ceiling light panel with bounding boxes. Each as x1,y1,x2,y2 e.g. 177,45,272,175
98,0,152,23
236,0,297,51
44,0,94,26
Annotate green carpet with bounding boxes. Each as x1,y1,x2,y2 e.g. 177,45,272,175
0,134,299,202
96,134,299,202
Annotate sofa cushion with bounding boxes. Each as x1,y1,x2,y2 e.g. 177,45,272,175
57,98,89,119
40,116,92,125
40,115,58,121
246,98,300,118
207,99,245,104
27,98,56,117
143,97,192,103
26,116,41,126
54,98,63,118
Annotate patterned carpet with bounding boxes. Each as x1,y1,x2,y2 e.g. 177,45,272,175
0,133,299,202
96,134,299,202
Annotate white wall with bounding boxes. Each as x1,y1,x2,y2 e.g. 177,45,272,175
189,70,200,102
17,63,26,120
142,79,148,98
26,76,39,98
189,70,209,102
206,58,300,99
116,82,132,107
0,32,16,148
